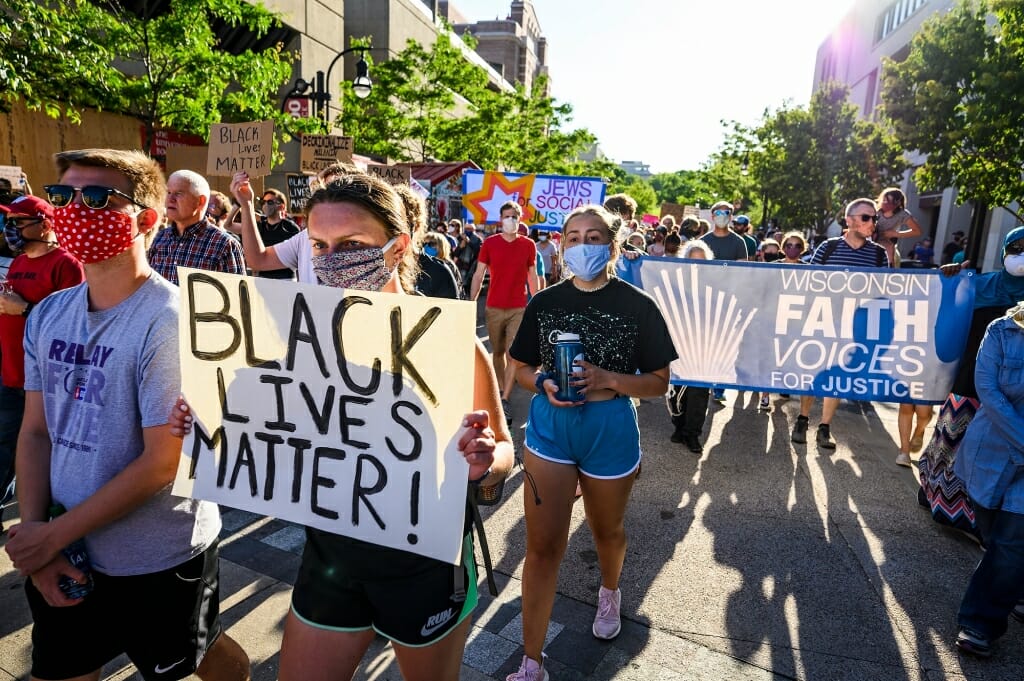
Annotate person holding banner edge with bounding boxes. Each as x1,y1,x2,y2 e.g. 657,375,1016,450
174,171,514,681
507,205,676,681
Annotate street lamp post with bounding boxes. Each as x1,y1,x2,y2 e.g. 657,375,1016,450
281,46,374,132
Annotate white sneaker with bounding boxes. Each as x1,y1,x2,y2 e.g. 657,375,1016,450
895,451,912,467
593,586,622,639
506,654,548,681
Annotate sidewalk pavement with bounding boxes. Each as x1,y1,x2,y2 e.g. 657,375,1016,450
3,388,1022,680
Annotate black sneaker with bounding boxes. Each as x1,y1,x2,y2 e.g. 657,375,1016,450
670,429,685,444
1012,602,1024,624
955,628,992,657
791,416,809,444
683,434,703,454
816,424,836,450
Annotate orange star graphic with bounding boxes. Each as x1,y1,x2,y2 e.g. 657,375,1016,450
463,171,537,224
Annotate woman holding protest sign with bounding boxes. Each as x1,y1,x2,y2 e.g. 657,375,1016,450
506,205,676,681
172,171,514,681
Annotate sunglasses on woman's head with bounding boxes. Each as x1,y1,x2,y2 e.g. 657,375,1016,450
44,184,146,210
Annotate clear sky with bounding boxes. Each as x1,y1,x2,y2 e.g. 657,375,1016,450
449,0,854,173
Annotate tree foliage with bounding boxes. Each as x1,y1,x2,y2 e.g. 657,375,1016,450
2,0,303,154
337,31,595,173
881,0,1024,221
733,83,906,234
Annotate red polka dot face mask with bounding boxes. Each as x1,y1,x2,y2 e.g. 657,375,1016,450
53,203,139,264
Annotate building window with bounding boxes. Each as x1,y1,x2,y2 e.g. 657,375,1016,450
875,0,929,43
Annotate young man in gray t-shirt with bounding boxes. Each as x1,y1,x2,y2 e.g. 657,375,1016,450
4,149,250,681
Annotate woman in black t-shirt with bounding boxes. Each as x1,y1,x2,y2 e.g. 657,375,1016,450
506,205,676,680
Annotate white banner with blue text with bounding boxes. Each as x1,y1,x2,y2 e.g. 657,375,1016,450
618,258,975,404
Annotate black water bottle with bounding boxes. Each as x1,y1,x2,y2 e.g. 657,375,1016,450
48,504,93,600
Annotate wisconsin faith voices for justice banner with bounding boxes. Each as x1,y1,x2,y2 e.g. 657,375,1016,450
618,259,976,404
171,269,477,564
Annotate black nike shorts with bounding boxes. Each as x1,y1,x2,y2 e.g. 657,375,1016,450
25,540,222,681
290,528,477,647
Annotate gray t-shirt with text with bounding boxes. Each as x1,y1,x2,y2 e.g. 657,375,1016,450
23,273,220,576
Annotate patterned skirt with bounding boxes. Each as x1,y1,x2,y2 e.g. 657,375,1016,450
917,393,980,538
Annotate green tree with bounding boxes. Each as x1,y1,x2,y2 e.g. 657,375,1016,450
1,0,120,121
740,83,906,234
338,33,596,172
2,0,303,154
339,32,493,163
881,0,1024,222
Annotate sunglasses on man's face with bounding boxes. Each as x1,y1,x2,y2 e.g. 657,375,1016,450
262,199,281,206
44,184,145,210
712,209,732,217
849,213,879,224
1006,241,1024,256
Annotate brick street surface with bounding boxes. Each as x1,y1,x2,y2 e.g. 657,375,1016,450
3,307,1023,680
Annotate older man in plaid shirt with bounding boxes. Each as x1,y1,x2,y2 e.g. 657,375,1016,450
148,170,245,285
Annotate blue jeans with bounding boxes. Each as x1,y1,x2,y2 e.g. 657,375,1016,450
957,498,1024,640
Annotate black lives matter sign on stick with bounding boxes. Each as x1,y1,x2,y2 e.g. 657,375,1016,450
171,270,477,564
207,121,274,177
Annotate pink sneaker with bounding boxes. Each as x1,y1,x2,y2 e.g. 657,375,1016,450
593,586,622,639
506,654,548,681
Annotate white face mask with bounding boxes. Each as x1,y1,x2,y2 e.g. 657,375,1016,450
538,235,548,242
501,217,518,234
1004,254,1024,276
713,214,731,228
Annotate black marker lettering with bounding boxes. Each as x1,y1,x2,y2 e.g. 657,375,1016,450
386,401,423,461
353,454,387,530
255,432,284,501
188,273,241,360
229,432,259,497
338,395,372,450
300,382,334,435
311,447,345,520
286,294,329,378
391,306,441,404
260,374,296,432
287,437,312,503
217,367,249,423
333,296,381,395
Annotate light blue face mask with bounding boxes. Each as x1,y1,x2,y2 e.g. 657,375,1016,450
563,243,610,282
423,245,438,258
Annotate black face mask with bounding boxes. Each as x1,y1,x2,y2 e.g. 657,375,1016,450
763,252,782,262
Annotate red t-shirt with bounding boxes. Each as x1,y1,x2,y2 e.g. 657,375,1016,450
0,248,85,388
479,234,537,309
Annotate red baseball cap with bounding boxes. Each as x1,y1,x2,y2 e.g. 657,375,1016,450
0,194,55,218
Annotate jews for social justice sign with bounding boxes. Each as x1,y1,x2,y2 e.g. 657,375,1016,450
462,169,606,230
619,259,975,403
171,269,477,564
207,121,274,177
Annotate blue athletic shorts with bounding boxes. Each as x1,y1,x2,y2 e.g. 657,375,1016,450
524,394,641,479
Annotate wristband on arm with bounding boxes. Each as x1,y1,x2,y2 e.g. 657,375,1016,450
534,371,556,393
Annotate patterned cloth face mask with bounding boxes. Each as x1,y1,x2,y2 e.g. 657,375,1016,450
53,204,139,264
312,237,398,291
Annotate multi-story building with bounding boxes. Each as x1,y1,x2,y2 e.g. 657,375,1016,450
445,0,550,93
814,0,1018,271
619,160,652,179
